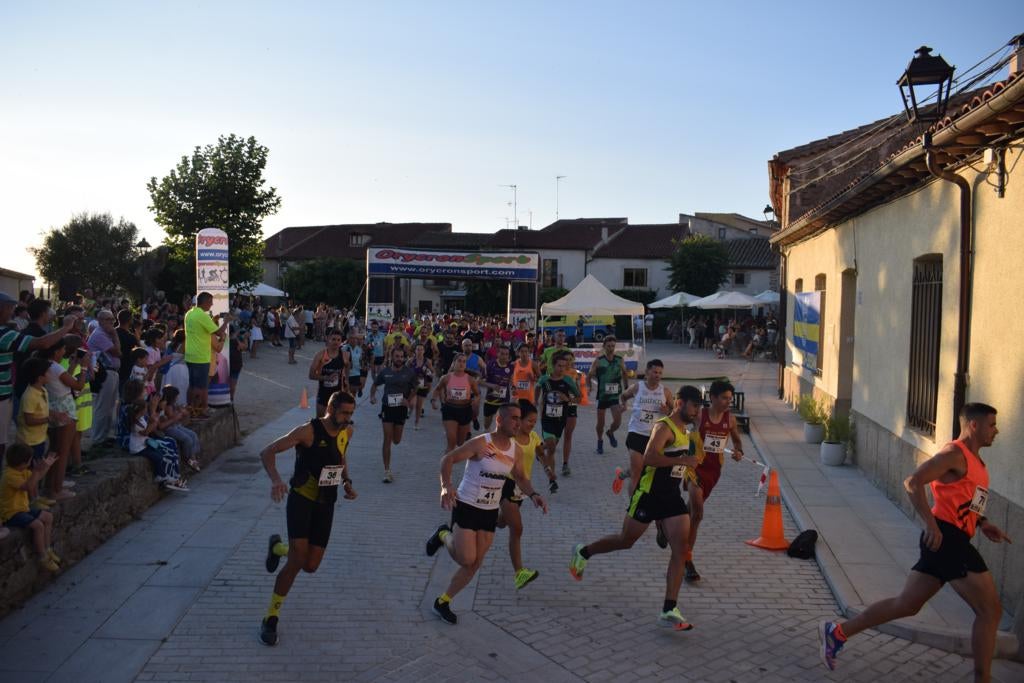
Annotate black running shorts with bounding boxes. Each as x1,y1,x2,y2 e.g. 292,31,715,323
451,500,499,532
286,491,335,548
598,398,621,410
483,401,502,418
380,405,408,425
625,431,650,454
501,478,523,505
627,488,688,523
441,402,473,426
912,518,988,584
541,417,566,440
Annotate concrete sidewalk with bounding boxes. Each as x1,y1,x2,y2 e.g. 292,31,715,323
648,340,1022,666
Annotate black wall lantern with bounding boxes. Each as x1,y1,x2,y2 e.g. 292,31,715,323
897,46,955,125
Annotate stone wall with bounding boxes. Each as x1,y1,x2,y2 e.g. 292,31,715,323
0,406,240,617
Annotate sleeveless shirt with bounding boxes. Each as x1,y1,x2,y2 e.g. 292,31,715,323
456,433,517,510
931,440,989,537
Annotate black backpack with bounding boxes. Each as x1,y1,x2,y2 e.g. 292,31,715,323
787,529,818,559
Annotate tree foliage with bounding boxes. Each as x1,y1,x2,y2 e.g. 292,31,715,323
539,286,569,304
282,258,364,308
31,212,141,295
147,134,281,288
667,235,730,297
465,280,508,315
610,288,658,306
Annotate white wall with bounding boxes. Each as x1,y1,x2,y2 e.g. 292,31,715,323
588,258,672,296
537,249,586,290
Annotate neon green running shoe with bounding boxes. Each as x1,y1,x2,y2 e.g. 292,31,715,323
569,543,587,581
657,607,694,631
514,568,539,590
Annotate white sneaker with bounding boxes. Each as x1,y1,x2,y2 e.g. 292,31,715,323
383,470,394,483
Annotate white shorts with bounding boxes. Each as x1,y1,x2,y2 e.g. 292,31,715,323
250,326,264,341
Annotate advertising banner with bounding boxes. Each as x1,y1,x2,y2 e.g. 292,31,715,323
793,291,820,370
508,308,537,328
366,303,394,324
367,246,538,281
196,228,230,318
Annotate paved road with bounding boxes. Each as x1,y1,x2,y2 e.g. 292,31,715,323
0,346,999,681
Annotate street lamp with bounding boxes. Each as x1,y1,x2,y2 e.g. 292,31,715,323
897,46,955,126
763,204,775,223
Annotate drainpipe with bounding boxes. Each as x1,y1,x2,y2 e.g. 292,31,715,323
776,246,787,399
924,139,972,439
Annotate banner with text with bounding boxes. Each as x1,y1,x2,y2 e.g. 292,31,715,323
196,228,229,318
793,291,820,371
367,247,538,281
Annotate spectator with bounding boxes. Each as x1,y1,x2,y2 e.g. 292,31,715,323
14,298,53,400
120,380,188,491
284,307,300,364
644,310,654,339
1,444,60,572
115,308,139,397
164,330,189,408
39,340,86,500
63,335,95,477
12,304,29,331
183,292,228,418
229,324,245,401
16,356,53,502
158,385,200,473
87,310,121,445
265,307,280,347
128,347,151,394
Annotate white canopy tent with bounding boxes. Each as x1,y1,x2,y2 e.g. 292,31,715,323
691,290,762,309
540,274,647,356
649,291,701,309
228,282,286,297
754,290,780,304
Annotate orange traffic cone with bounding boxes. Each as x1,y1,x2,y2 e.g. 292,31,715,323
299,387,310,410
577,370,590,406
745,470,789,550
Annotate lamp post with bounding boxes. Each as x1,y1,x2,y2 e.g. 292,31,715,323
897,46,955,134
762,204,776,224
136,238,151,309
501,184,517,228
555,175,566,220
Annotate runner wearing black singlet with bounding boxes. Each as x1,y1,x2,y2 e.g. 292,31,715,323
308,328,347,416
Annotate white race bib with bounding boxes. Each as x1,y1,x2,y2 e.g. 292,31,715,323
476,487,500,506
512,483,524,500
472,343,480,351
640,410,657,424
704,435,725,454
516,380,530,391
318,466,342,487
670,464,688,479
322,374,339,388
604,382,620,395
387,393,404,407
418,377,426,388
970,485,989,515
545,404,564,418
449,387,468,401
493,385,508,399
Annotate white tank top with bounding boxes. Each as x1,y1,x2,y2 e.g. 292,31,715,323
627,381,666,435
456,432,517,510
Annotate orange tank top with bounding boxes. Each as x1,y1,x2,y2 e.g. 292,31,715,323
511,360,536,402
930,440,989,537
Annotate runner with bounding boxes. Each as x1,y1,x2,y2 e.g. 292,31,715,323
819,403,1010,681
308,328,347,416
685,380,744,582
341,328,366,397
369,345,418,483
569,385,704,631
539,329,569,374
425,402,548,624
416,325,439,366
588,336,628,455
365,320,386,381
535,351,580,483
384,322,411,358
409,342,434,431
460,337,486,431
511,343,539,403
437,328,460,375
460,319,485,354
481,345,514,431
497,399,544,589
258,391,357,646
431,353,480,451
612,359,673,495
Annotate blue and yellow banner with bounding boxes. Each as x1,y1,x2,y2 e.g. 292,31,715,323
794,292,820,369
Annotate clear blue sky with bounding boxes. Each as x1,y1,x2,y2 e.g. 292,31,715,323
3,1,1021,282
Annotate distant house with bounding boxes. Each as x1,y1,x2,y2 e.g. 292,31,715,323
0,267,34,300
768,50,1024,616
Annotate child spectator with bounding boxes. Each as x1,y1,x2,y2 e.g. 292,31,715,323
17,356,52,470
158,386,201,473
63,336,95,477
128,347,152,395
164,330,189,406
1,443,61,572
39,340,86,500
121,380,189,491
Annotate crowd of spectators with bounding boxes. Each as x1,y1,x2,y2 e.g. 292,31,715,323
666,313,778,360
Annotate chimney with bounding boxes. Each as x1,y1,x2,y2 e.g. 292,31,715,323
1011,33,1024,77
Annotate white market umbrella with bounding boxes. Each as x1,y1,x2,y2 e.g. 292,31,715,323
754,290,780,304
691,290,762,309
228,282,286,297
649,291,701,309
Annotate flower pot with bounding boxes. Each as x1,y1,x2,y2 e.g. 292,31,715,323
803,422,824,444
820,441,846,466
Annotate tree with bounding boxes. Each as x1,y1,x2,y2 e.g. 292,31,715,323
31,212,141,296
147,134,281,288
465,280,508,315
610,288,658,306
282,258,364,308
540,286,569,303
667,235,730,297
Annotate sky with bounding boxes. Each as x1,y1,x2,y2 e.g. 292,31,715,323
3,1,1022,283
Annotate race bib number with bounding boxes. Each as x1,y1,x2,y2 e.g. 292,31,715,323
476,487,500,506
318,466,342,487
604,382,620,395
472,343,480,351
387,393,404,407
418,377,426,388
493,385,508,399
670,464,688,479
640,410,657,424
516,380,530,391
545,404,564,418
322,374,339,388
450,387,468,401
970,485,989,515
704,435,725,453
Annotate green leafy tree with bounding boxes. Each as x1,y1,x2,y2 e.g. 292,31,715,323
465,280,508,315
282,258,364,308
667,235,729,297
147,134,281,288
539,286,569,303
610,288,658,306
31,212,141,295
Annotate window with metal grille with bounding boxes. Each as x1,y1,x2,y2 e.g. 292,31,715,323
907,256,942,435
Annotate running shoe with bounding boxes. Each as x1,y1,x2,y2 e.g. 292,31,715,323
259,616,279,646
612,467,625,494
433,598,457,625
606,430,618,448
548,479,559,494
562,463,571,477
656,522,668,549
47,548,62,565
657,607,694,631
684,560,701,582
426,524,450,557
39,557,60,573
818,620,845,671
266,534,283,573
596,440,604,455
383,470,394,483
514,568,539,590
569,543,587,581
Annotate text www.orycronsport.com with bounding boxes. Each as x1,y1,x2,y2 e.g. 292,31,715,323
378,266,522,278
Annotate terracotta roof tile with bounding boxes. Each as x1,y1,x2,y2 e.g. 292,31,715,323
263,223,452,260
591,224,689,258
724,237,777,269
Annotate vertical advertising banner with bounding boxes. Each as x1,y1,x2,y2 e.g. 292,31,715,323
196,228,230,318
793,291,821,371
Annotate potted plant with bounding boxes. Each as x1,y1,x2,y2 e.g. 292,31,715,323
820,411,853,466
797,394,825,443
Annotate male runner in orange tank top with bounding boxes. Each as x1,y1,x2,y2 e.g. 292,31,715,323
819,403,1010,682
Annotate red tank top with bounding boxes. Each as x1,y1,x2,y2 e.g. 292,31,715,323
698,406,731,467
931,440,989,537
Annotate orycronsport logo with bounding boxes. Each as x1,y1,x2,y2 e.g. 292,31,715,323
198,235,228,247
379,264,520,278
373,249,532,266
